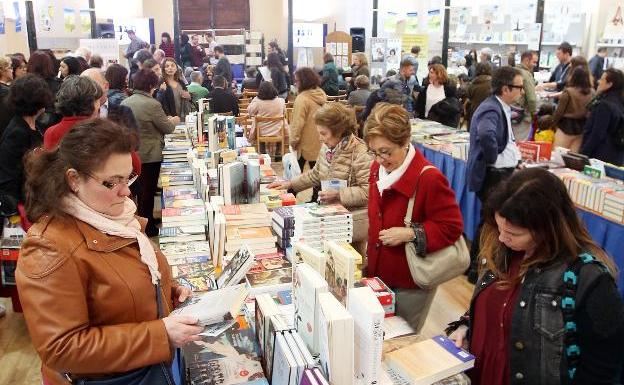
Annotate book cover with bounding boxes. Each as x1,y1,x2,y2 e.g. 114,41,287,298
260,257,292,271
246,159,261,204
167,254,211,266
246,267,293,288
183,313,262,361
171,261,215,278
288,330,316,368
385,335,475,385
348,286,384,385
300,368,320,385
159,241,212,259
177,273,217,292
171,284,248,326
292,242,326,277
317,292,354,385
217,245,255,288
283,331,307,384
223,162,245,205
272,333,298,385
324,241,358,306
187,357,267,385
293,263,329,356
212,213,226,267
226,226,276,245
221,203,270,220
254,293,281,375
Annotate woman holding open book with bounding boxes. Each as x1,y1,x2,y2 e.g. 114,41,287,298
364,103,463,333
446,168,624,385
16,119,202,385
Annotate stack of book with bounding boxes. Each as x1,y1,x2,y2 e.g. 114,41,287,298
550,168,624,223
160,241,215,292
225,226,277,258
292,204,353,250
272,206,296,249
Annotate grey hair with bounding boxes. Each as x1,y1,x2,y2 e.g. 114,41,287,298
190,71,202,83
55,75,103,117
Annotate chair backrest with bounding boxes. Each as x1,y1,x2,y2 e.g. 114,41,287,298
327,95,347,102
285,107,294,124
243,90,258,99
254,116,285,139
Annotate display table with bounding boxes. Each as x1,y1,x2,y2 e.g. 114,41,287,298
414,143,624,295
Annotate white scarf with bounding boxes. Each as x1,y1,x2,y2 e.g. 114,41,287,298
62,195,162,285
376,144,415,196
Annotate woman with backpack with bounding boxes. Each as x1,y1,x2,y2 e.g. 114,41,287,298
447,168,624,385
580,68,624,166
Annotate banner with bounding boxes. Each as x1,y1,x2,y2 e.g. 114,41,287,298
79,10,91,34
427,9,441,31
13,1,21,32
384,12,398,33
63,8,75,33
404,12,418,34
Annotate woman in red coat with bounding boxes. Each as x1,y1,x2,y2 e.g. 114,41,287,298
365,103,463,333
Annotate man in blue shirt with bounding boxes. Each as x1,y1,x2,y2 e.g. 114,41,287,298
539,42,573,92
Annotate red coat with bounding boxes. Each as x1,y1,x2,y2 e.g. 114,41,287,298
366,148,463,289
43,116,142,175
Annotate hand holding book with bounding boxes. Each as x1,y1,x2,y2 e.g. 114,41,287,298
162,315,203,348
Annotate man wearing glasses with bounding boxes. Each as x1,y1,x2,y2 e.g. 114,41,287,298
466,66,524,282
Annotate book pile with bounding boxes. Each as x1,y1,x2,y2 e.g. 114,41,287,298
160,241,216,292
550,168,624,223
159,184,208,244
292,204,354,250
356,277,396,317
245,254,293,297
272,206,298,249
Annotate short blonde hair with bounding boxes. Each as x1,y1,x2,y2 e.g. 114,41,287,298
354,75,369,89
0,57,11,73
364,103,411,145
314,102,358,138
353,52,368,67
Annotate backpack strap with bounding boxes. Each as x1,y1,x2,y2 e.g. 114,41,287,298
562,252,608,381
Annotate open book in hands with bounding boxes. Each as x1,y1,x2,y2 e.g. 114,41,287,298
171,283,248,326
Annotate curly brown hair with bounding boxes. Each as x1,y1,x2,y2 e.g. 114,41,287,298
314,102,358,138
295,67,320,92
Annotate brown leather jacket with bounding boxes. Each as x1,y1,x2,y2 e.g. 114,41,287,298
16,214,178,385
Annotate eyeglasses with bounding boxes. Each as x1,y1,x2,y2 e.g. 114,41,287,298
367,146,402,160
85,172,138,190
508,84,524,90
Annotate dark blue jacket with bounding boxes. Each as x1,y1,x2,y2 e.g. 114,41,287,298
580,91,624,166
466,95,509,192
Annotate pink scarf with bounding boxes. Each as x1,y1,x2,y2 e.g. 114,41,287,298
62,195,162,284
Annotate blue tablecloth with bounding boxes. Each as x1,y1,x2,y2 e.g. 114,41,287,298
414,143,624,294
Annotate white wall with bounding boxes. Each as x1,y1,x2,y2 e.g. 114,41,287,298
142,0,175,42
250,0,288,47
0,18,30,57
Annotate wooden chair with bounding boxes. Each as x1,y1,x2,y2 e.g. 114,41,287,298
243,90,258,99
254,116,286,159
327,95,347,102
285,107,294,125
236,115,252,138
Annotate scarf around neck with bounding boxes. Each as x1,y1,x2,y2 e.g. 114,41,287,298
376,144,415,196
62,194,161,284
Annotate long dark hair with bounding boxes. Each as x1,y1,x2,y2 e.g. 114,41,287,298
480,168,617,287
567,67,592,95
604,68,624,101
24,119,138,222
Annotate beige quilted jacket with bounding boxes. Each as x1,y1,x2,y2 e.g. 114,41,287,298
290,134,372,210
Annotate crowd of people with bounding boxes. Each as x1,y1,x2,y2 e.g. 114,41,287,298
0,32,623,385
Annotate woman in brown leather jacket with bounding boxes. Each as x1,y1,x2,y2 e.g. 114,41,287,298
16,119,202,385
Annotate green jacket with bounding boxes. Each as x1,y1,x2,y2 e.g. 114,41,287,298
516,63,537,116
121,91,175,163
187,82,210,103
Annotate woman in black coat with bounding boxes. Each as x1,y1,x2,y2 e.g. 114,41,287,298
580,68,624,166
0,75,53,215
415,64,461,127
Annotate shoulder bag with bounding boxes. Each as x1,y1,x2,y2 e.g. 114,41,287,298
403,166,470,290
66,282,175,385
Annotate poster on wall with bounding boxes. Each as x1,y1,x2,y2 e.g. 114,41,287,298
427,9,441,31
479,5,503,25
79,39,120,67
386,38,402,71
384,12,399,33
402,34,429,80
63,8,75,33
602,4,624,40
0,3,5,35
79,10,91,34
404,12,418,34
509,4,536,29
38,2,53,32
13,1,21,32
371,38,386,63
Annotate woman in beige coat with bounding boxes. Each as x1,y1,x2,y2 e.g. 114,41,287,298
269,102,372,249
289,67,327,172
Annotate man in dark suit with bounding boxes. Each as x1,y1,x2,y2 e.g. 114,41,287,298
208,75,239,116
213,46,233,86
589,47,608,88
466,66,524,282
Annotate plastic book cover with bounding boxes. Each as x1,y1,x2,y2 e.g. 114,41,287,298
246,267,293,288
177,274,217,292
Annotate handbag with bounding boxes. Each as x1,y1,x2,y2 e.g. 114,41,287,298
67,283,174,385
403,166,470,290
